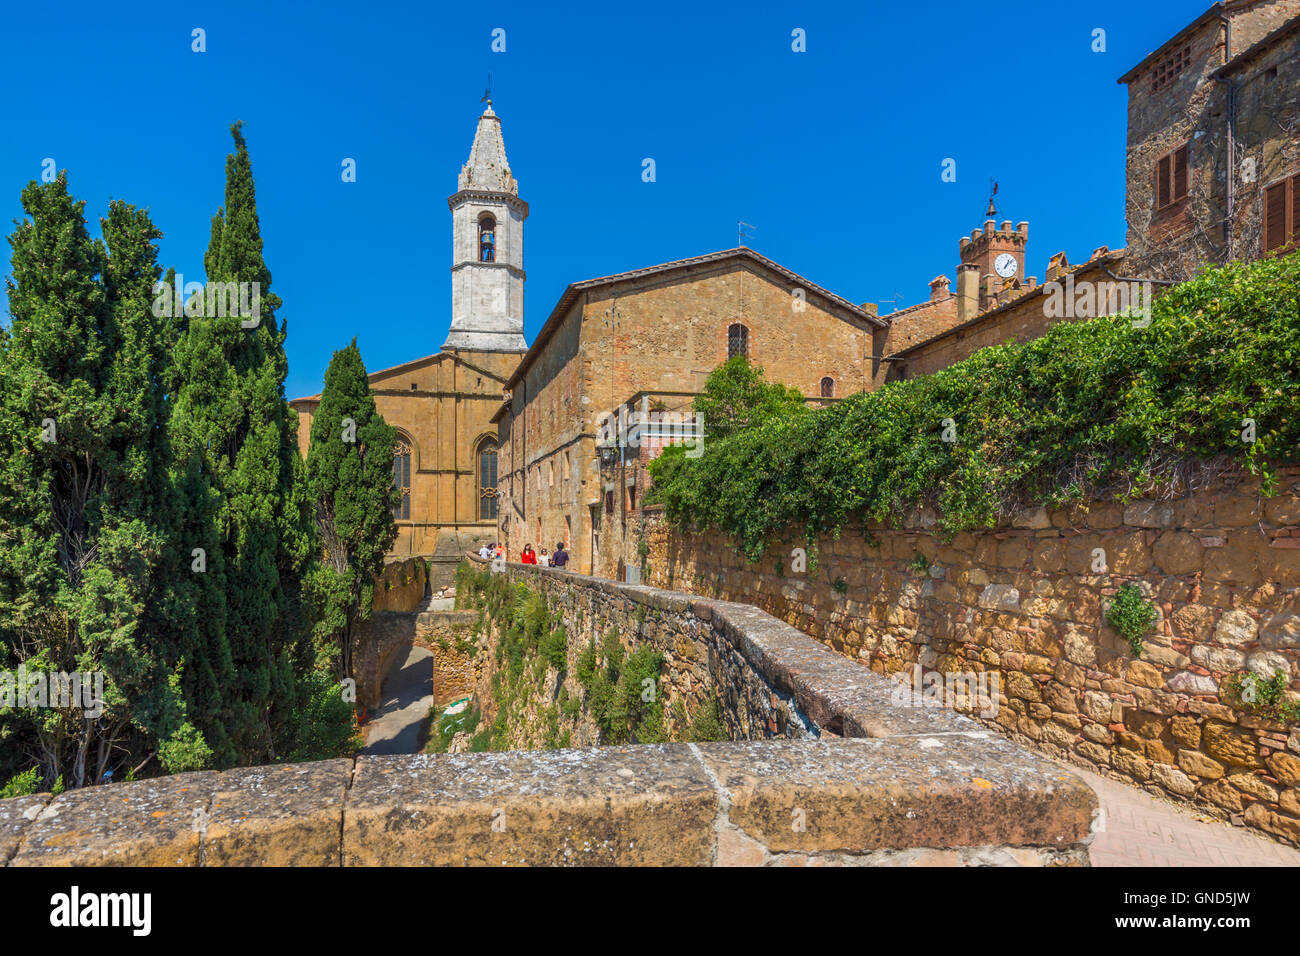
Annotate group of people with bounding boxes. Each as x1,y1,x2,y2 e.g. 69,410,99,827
478,540,569,568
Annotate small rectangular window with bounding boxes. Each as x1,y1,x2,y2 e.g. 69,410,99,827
1154,143,1189,211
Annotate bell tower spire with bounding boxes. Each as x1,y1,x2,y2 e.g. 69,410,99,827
444,97,527,352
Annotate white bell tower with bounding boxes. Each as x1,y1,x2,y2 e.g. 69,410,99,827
444,99,528,352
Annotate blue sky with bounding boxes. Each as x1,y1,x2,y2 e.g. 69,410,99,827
3,0,1209,400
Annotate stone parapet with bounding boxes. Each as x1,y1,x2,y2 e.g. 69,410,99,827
1,559,1097,866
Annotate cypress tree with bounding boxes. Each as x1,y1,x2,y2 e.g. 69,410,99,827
167,123,312,764
303,339,399,678
0,175,202,788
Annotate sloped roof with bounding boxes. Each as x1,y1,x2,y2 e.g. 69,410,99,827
502,246,884,392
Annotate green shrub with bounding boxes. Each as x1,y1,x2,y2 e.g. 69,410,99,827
685,696,727,742
540,624,568,671
1224,669,1300,724
1106,584,1158,656
1,767,41,798
426,705,481,754
576,640,599,688
648,252,1300,559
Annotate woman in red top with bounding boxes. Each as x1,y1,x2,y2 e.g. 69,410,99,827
520,544,537,565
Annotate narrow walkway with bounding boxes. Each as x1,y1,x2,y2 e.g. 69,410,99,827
361,644,434,755
1063,762,1300,866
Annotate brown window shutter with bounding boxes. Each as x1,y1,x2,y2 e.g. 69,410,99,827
1157,154,1172,208
1291,174,1300,243
1264,181,1287,251
1173,145,1189,201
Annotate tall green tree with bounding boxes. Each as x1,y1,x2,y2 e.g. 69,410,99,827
303,339,399,678
0,175,203,788
690,355,807,441
167,123,313,764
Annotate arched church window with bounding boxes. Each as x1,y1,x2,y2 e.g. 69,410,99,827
479,441,499,520
727,323,748,359
479,216,496,263
820,376,834,398
393,440,411,520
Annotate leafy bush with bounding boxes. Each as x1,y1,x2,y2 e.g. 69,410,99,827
288,669,362,762
1105,584,1158,656
426,705,481,754
1,767,41,798
690,355,808,441
540,624,568,672
649,252,1300,559
1224,670,1300,724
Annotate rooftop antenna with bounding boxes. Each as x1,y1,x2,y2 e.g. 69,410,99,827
878,291,904,313
481,73,492,107
738,220,757,247
985,178,999,218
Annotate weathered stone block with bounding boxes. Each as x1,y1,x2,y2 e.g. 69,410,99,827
10,771,215,866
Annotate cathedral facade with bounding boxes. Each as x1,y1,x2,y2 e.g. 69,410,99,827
291,102,525,577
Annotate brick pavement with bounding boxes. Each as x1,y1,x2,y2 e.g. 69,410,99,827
1065,763,1300,866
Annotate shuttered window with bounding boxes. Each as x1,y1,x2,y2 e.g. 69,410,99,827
1155,144,1189,211
1263,174,1300,254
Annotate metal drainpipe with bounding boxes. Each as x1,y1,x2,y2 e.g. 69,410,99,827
1219,11,1235,259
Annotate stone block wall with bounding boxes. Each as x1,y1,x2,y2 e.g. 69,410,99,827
353,612,420,711
418,609,482,707
371,557,428,612
641,469,1300,846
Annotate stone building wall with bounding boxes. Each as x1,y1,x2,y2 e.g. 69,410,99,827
494,250,879,576
639,469,1300,846
1120,1,1300,279
885,254,1130,381
291,347,513,558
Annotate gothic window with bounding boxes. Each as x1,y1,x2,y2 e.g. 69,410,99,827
820,376,834,398
479,215,496,262
393,440,411,520
727,322,748,359
478,441,499,520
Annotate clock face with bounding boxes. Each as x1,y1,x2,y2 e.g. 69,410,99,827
994,253,1018,278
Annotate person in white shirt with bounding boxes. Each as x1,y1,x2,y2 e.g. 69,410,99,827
538,548,550,567
479,543,492,560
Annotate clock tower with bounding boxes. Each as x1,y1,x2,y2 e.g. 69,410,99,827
958,219,1028,313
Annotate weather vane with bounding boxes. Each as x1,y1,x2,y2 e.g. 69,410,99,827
481,74,492,107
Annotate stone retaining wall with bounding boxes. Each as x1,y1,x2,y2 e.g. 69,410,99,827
371,557,428,613
639,469,1300,846
353,612,419,711
419,609,481,707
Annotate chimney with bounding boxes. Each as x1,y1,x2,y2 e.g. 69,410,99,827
929,275,951,301
861,302,878,318
1046,252,1070,283
956,262,980,322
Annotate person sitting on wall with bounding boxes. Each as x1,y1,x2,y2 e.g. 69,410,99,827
479,543,492,560
551,542,568,568
538,548,550,567
521,544,537,564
